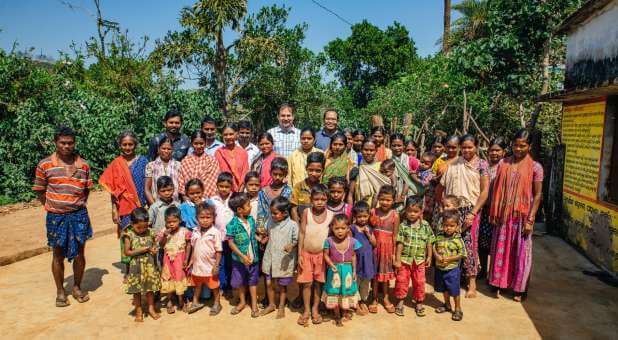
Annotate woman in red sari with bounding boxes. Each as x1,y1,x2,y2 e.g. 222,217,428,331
251,132,279,188
215,123,249,192
488,129,543,302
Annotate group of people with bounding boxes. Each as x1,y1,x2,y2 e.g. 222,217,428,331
33,103,543,326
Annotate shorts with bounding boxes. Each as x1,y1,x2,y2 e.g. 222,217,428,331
297,251,325,283
434,267,461,297
192,275,220,289
230,261,260,288
265,274,294,286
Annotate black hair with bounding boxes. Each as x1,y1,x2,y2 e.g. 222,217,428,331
405,140,418,149
164,109,182,122
257,132,274,144
459,134,478,146
342,128,353,135
244,171,260,184
362,139,376,149
54,126,77,141
443,195,461,208
513,128,532,145
404,195,424,210
446,135,460,145
311,183,329,197
306,151,325,168
158,136,173,148
370,126,386,136
164,206,181,220
352,130,366,139
270,157,289,174
196,201,216,216
330,213,349,227
380,158,395,171
190,130,208,143
185,178,204,193
228,192,250,213
421,151,436,161
442,210,461,225
352,200,370,216
116,130,138,147
279,103,295,114
156,176,174,190
323,108,338,120
329,132,347,148
131,207,149,224
327,176,347,190
378,184,396,198
300,126,316,138
270,196,290,213
390,133,405,143
237,120,253,131
432,136,446,146
217,172,234,185
222,122,237,132
489,136,509,150
200,115,216,127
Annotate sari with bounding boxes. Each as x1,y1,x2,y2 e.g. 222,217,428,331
215,146,249,192
375,144,392,162
322,151,354,184
392,154,424,196
355,160,390,206
251,152,279,188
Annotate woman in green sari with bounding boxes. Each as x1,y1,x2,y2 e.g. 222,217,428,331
390,133,424,202
322,132,355,185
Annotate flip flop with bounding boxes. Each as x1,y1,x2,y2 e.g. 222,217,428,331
71,290,90,303
230,306,245,315
435,304,453,314
415,305,426,317
452,310,463,321
368,304,378,314
297,314,309,327
251,309,260,318
55,296,70,307
311,313,323,324
395,305,405,317
188,303,205,314
166,304,176,314
209,304,222,316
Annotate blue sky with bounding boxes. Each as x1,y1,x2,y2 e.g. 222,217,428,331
0,0,460,86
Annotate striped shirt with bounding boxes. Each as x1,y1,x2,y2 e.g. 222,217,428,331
32,153,93,213
267,125,301,158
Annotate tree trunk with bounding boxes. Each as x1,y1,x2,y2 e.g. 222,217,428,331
94,0,106,62
443,0,451,54
528,39,550,129
215,28,228,118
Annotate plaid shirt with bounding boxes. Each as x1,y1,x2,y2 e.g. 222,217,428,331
267,125,301,158
396,220,434,265
178,153,219,198
433,232,467,270
226,215,259,264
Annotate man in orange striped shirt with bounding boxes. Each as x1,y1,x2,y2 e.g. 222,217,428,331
33,126,93,307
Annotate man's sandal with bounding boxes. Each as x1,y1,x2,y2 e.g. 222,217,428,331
435,304,452,313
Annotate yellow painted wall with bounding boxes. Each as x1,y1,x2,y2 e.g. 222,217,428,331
561,98,618,274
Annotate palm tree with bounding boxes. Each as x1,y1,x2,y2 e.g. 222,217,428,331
443,0,451,54
449,0,489,47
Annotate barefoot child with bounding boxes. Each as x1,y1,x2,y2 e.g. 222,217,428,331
244,171,261,222
326,176,351,219
290,152,325,223
226,192,260,317
188,202,223,315
179,179,205,230
157,206,192,314
369,185,399,313
393,196,434,317
123,208,161,322
297,184,333,326
350,201,376,315
433,210,466,321
261,197,299,318
323,214,362,327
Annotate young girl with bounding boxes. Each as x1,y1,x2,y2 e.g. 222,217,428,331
256,157,292,231
188,202,223,315
288,127,322,188
394,196,434,317
370,126,392,162
323,214,362,327
326,176,351,219
348,140,390,207
157,206,192,314
227,193,260,317
405,140,420,172
434,210,466,321
369,185,400,313
145,136,181,205
179,179,205,230
244,171,261,223
297,184,334,327
290,152,325,223
261,197,298,318
215,123,250,192
322,132,355,185
251,132,279,188
178,130,220,199
351,130,366,165
350,201,376,315
123,207,161,322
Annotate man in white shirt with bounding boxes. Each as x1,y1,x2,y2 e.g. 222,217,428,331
267,103,301,158
238,120,260,166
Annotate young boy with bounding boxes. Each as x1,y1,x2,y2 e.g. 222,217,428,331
226,192,260,317
209,172,235,236
290,152,325,223
238,120,260,166
433,210,466,321
149,176,179,233
188,202,223,315
260,196,298,318
297,184,333,326
394,196,434,317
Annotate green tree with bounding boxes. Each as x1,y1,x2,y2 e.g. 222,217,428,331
325,20,417,108
449,0,489,48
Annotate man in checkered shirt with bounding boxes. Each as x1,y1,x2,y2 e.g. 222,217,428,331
267,103,301,158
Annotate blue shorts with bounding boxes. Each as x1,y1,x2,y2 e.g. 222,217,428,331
230,261,259,288
435,267,461,297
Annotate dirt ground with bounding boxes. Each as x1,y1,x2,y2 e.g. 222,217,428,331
0,193,617,339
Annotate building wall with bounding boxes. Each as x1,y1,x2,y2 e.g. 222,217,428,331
561,97,618,274
565,0,618,91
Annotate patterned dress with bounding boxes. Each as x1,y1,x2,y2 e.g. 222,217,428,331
145,157,181,201
125,229,161,294
479,163,500,252
370,209,396,282
322,236,362,309
158,227,192,295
